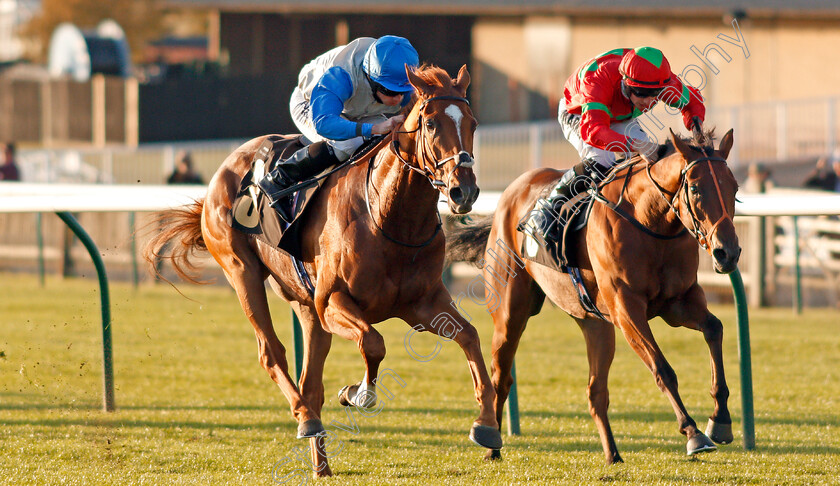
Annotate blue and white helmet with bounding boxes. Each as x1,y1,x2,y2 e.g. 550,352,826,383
362,35,419,93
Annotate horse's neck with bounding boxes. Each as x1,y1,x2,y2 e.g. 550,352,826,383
367,144,440,236
622,155,684,233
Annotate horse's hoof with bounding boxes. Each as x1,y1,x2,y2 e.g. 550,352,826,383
686,432,717,455
484,448,502,461
337,382,377,409
705,418,734,444
296,419,325,439
337,384,354,407
607,454,624,465
470,424,503,450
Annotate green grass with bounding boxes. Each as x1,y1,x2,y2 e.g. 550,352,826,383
1,273,838,485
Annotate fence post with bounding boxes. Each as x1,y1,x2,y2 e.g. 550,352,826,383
729,269,755,451
36,213,45,287
506,359,521,435
793,215,802,314
473,130,482,186
292,311,304,383
729,107,740,166
827,98,836,156
776,103,787,161
529,123,542,169
129,212,139,288
92,74,106,147
55,212,115,412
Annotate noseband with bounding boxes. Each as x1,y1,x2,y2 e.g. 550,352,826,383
389,95,475,189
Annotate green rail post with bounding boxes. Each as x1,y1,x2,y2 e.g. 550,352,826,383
292,311,304,383
129,212,139,288
506,359,521,435
792,215,802,314
36,213,45,287
729,268,755,450
56,212,115,412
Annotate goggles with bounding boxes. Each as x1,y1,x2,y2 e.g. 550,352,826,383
628,85,664,99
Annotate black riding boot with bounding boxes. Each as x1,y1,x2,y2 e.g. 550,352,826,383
257,141,339,222
530,159,607,243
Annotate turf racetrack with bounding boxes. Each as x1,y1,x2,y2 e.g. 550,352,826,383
1,273,838,485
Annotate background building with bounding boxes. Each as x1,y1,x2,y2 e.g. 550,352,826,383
168,0,840,124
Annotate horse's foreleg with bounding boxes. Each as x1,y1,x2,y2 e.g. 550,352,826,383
576,317,622,464
660,286,732,445
404,287,502,451
611,291,716,455
319,292,384,409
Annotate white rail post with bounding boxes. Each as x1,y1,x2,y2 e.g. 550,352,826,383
530,123,542,169
827,98,836,155
776,103,787,161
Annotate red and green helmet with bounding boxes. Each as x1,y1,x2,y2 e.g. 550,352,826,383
619,47,671,89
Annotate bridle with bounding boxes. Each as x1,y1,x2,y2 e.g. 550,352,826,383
364,94,475,249
646,151,733,253
388,95,475,190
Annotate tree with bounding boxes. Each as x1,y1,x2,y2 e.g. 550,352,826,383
21,0,164,64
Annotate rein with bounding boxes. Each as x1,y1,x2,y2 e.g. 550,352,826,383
593,160,688,240
363,94,472,249
645,153,732,252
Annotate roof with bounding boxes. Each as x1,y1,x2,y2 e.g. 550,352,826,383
164,0,840,18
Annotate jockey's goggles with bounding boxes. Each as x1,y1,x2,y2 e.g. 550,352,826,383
365,73,406,98
628,85,664,98
372,81,403,98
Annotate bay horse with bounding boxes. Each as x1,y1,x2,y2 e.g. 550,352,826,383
144,64,502,477
446,128,740,463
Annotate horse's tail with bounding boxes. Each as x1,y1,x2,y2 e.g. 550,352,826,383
142,199,208,285
445,215,494,267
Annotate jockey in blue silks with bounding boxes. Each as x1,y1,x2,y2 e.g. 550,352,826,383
258,36,420,221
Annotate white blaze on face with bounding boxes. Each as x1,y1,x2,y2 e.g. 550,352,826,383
445,104,464,146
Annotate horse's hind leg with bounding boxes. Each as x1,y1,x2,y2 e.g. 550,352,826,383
484,270,545,460
660,284,732,445
285,298,334,478
576,317,622,464
215,258,322,437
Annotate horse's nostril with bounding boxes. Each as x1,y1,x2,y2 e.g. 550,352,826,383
712,248,728,262
449,186,464,204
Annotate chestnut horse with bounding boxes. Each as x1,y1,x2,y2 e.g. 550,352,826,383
446,128,740,463
145,64,502,477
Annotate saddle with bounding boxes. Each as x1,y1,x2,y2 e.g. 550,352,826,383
228,134,388,262
518,182,595,272
228,134,314,260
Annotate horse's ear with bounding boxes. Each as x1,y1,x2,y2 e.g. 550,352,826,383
669,128,693,159
718,129,734,159
453,65,470,96
406,65,434,98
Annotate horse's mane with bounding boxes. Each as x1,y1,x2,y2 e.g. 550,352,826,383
634,127,718,163
401,63,456,115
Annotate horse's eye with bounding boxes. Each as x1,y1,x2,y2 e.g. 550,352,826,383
689,184,699,194
425,119,435,130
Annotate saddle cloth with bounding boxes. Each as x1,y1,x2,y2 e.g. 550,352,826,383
517,184,595,272
227,134,320,260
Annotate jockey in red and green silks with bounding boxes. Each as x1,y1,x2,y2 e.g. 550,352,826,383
530,46,706,243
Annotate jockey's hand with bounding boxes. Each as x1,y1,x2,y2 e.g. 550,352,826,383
371,115,406,135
